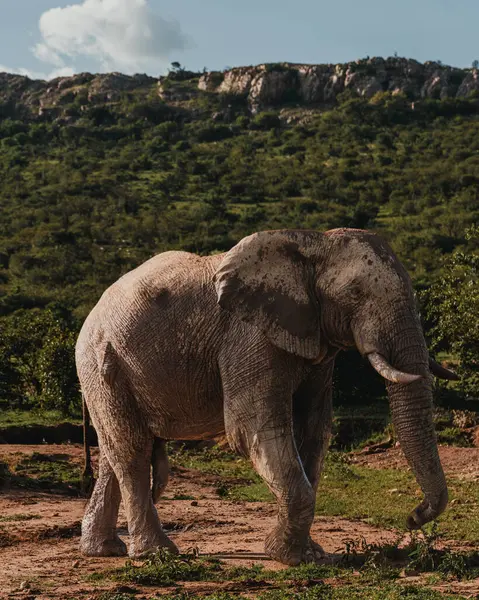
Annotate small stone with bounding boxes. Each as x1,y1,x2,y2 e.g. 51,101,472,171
19,581,30,590
191,501,198,507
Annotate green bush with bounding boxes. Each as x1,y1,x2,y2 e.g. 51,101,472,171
426,226,479,397
2,71,479,411
0,309,80,414
251,111,281,130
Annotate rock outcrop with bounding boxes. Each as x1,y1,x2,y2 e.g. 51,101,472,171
0,71,155,118
1,57,478,120
198,58,479,112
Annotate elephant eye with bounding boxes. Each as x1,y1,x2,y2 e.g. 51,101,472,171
349,285,362,301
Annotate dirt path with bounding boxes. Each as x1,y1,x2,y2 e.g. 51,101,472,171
1,444,479,599
351,445,479,480
0,492,399,598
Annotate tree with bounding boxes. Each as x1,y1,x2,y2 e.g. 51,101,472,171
426,226,479,397
0,310,80,414
36,325,79,415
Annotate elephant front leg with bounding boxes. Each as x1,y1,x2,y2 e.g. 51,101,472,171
250,431,319,565
292,359,335,557
293,360,334,491
224,394,318,565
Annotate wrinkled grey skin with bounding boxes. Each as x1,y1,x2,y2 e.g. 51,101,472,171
76,228,448,565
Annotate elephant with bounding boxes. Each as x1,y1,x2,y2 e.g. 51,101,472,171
76,228,457,565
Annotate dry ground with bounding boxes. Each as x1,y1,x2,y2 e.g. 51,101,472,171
351,445,479,481
1,444,479,599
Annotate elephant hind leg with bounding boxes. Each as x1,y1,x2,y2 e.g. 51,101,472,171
80,450,127,557
152,438,169,503
108,433,177,558
92,412,177,556
82,366,178,558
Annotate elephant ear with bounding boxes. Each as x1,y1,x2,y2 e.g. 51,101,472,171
214,231,321,359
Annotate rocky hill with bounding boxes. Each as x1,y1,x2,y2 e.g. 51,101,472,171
1,57,479,119
199,58,479,112
2,56,479,408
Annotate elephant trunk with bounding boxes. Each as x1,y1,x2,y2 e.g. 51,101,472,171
384,325,448,529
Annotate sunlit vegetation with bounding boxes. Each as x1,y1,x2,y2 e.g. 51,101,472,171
1,71,479,414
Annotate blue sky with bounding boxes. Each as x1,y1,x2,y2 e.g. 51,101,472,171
1,0,478,80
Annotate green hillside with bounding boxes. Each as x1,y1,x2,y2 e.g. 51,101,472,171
1,59,479,414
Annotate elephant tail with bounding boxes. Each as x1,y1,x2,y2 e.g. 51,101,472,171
81,338,117,497
81,394,95,498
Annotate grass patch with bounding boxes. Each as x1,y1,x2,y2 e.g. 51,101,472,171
96,594,138,600
232,562,347,583
256,586,466,599
95,545,476,599
341,527,479,581
2,452,82,493
172,446,479,543
110,549,223,586
436,427,472,447
0,409,81,428
0,525,16,547
314,457,479,543
232,480,273,502
330,407,477,451
169,444,258,480
316,454,417,529
0,513,40,522
148,591,466,600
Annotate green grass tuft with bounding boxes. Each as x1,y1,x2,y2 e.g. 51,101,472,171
91,539,479,599
0,513,40,522
0,409,81,428
1,452,82,493
111,549,223,586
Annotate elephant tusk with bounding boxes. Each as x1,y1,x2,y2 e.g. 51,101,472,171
367,352,422,384
429,357,460,381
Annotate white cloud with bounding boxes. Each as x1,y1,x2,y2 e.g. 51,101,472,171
0,64,74,81
32,0,189,74
0,65,36,78
33,43,65,68
46,66,77,79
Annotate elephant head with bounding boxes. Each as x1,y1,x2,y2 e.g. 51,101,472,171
215,228,456,529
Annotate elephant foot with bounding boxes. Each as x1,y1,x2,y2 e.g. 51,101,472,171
309,538,326,560
128,530,179,558
264,526,326,566
80,534,127,557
